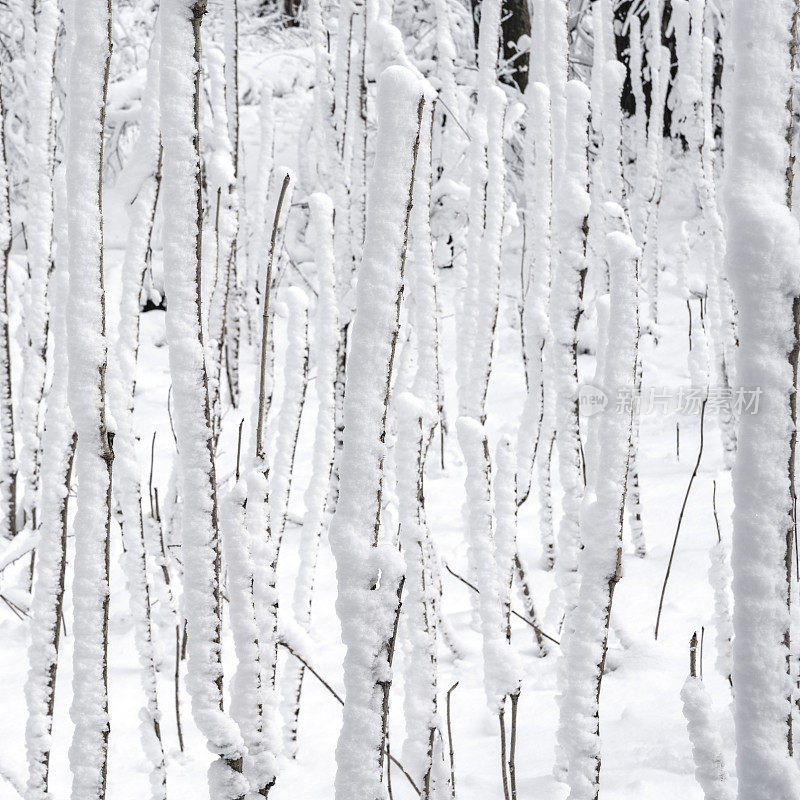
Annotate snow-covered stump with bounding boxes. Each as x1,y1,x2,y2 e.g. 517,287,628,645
0,85,16,541
328,65,424,800
681,633,734,800
18,0,59,539
160,2,247,797
221,478,276,797
517,81,552,510
550,79,591,629
65,1,114,797
269,287,309,552
724,0,800,795
280,192,338,758
24,170,76,800
557,229,639,800
110,26,168,799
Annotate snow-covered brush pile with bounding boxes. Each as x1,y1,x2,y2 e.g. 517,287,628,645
0,0,797,798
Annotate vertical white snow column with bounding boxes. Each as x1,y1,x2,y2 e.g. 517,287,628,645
469,88,507,418
397,393,443,793
269,287,310,549
640,0,667,330
629,15,648,244
246,87,274,344
65,0,113,798
409,95,442,438
543,0,568,181
0,84,15,541
456,0,501,417
493,434,519,640
221,480,275,796
550,79,591,630
724,0,800,797
281,192,338,756
517,82,552,509
205,47,238,435
109,24,167,800
309,0,335,191
328,65,423,800
159,2,246,798
457,418,521,713
699,33,737,469
681,643,734,800
25,170,75,800
558,228,639,800
709,531,733,686
19,0,59,534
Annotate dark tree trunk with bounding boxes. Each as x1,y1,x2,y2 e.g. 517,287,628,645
470,0,531,93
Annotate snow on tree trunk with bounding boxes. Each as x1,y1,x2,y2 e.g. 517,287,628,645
65,1,114,797
269,287,309,551
724,0,800,795
328,65,424,800
639,0,668,333
456,417,521,715
397,393,445,796
681,635,734,800
280,192,338,757
246,87,274,345
205,47,239,441
220,478,276,796
109,23,167,800
517,82,552,509
159,2,247,797
223,0,242,406
19,0,59,536
24,169,76,800
558,227,639,800
709,532,733,686
699,29,737,470
549,77,590,639
0,84,15,541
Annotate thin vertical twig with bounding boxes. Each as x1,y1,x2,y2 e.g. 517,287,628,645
655,398,708,639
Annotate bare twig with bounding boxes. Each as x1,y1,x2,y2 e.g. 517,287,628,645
444,562,560,645
278,640,421,796
655,397,708,639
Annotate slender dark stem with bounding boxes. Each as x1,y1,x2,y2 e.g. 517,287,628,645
712,479,721,543
655,397,707,639
446,682,458,799
444,562,560,645
278,640,421,796
508,691,519,800
175,623,184,752
499,703,510,800
149,431,156,518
